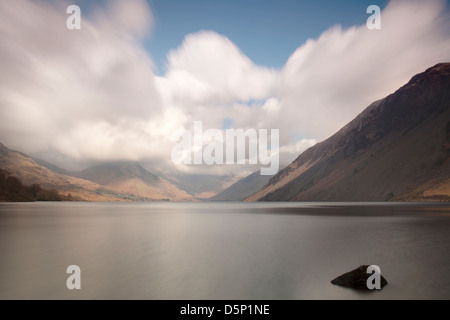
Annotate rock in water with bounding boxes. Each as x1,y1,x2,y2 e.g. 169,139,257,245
331,265,388,290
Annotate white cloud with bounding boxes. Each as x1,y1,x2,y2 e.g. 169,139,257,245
279,0,450,140
160,31,278,107
0,0,449,177
279,139,317,157
0,0,162,157
93,0,154,39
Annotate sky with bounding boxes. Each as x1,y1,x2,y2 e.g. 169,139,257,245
0,0,449,177
148,0,390,72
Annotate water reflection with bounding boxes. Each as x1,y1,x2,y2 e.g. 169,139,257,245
0,202,450,299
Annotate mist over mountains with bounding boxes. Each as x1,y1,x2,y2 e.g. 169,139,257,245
1,63,450,202
0,144,191,201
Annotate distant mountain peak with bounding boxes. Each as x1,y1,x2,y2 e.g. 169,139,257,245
78,160,159,186
0,144,192,201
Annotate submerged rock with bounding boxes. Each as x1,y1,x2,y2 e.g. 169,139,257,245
331,265,388,290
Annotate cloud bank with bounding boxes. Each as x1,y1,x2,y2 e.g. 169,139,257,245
0,0,449,175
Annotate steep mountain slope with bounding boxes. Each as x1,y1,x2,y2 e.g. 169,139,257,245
246,63,450,202
0,167,68,201
210,170,272,201
33,158,75,176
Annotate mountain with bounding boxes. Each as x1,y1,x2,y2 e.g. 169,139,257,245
0,143,120,201
33,157,75,176
210,170,272,201
0,143,192,201
246,63,450,202
77,161,158,186
0,167,68,202
76,161,193,201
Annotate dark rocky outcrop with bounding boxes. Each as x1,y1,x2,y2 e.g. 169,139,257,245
331,265,388,290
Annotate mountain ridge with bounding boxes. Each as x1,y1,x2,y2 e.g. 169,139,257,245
3,63,449,202
0,143,192,201
246,63,450,202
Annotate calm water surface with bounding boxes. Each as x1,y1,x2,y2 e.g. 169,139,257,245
1,202,450,299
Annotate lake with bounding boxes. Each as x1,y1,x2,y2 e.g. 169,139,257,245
1,202,450,299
